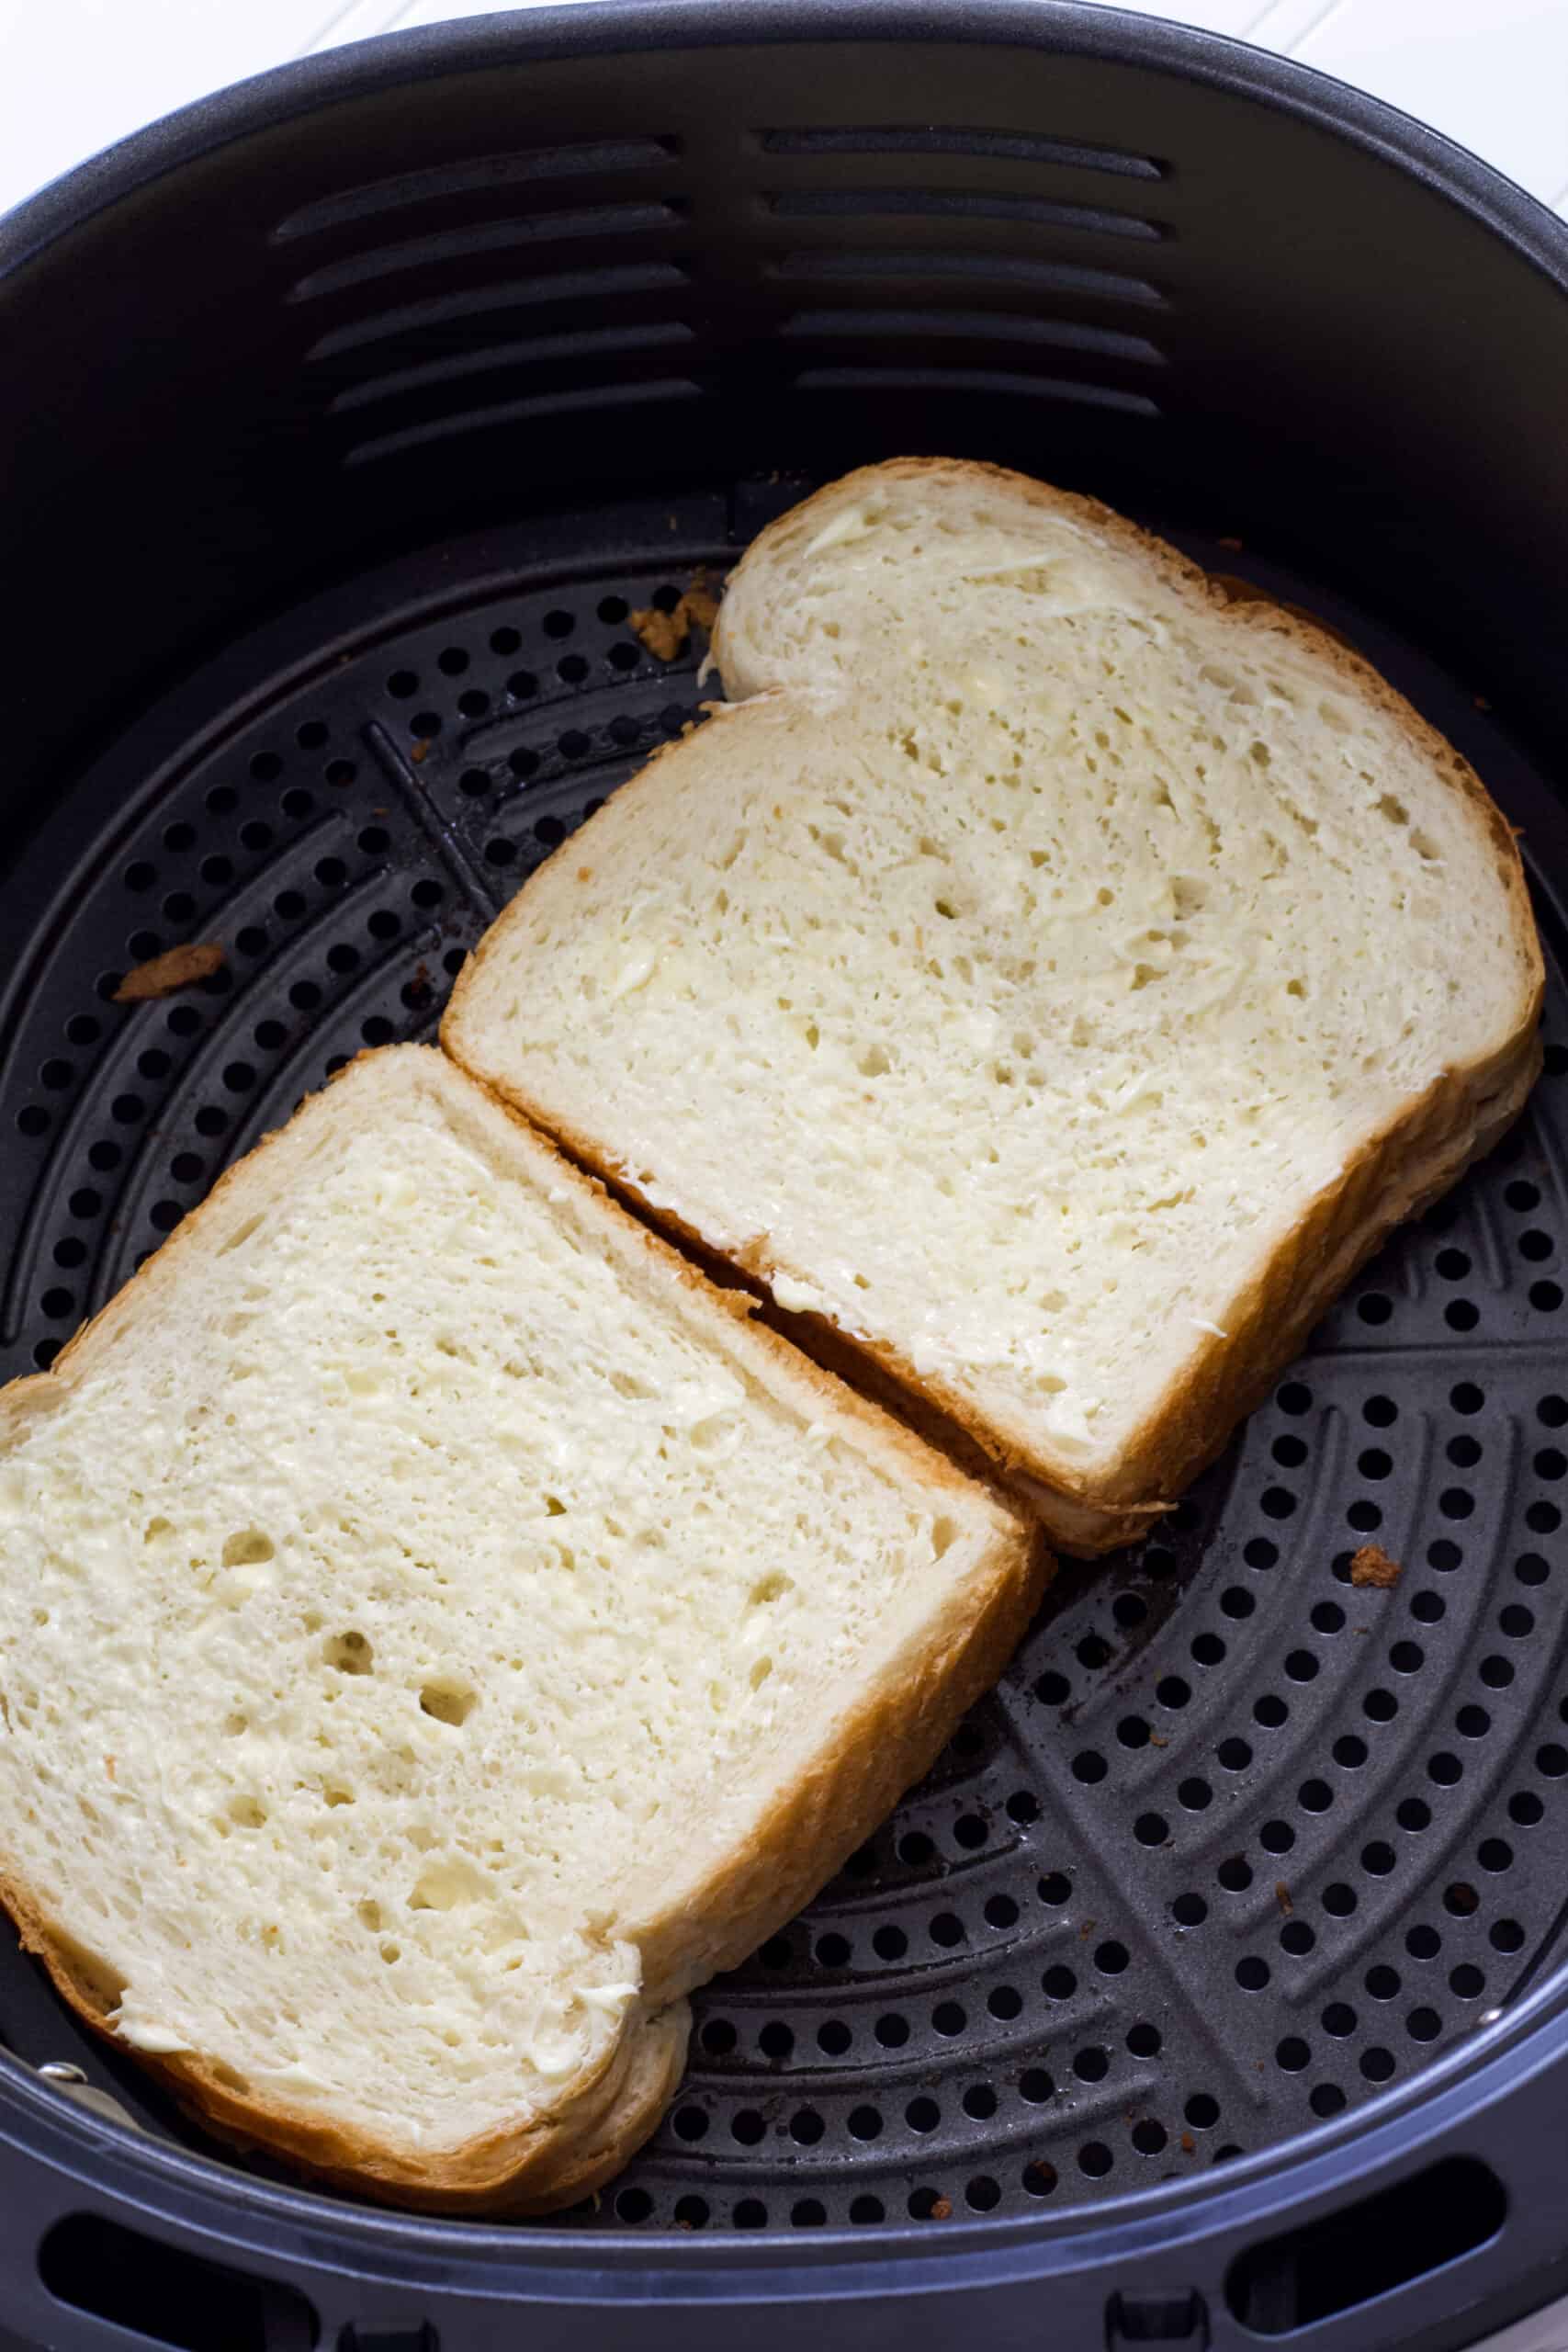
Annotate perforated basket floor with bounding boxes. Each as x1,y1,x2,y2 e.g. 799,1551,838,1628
1,480,1565,2238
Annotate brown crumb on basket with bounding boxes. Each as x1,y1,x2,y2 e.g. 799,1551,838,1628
1180,2130,1196,2154
1217,535,1245,552
410,740,427,763
1350,1543,1403,1589
1275,1880,1292,1917
929,2194,953,2220
1474,694,1492,711
629,575,721,662
113,942,225,1002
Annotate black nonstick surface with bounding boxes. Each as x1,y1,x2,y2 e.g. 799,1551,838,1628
2,477,1565,2237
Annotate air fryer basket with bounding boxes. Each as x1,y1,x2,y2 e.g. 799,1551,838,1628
3,5,1568,2346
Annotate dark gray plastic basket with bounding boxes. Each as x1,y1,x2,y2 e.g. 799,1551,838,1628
1,6,1566,2348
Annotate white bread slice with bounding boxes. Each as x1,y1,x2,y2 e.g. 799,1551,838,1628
445,458,1543,1553
0,1046,1037,2212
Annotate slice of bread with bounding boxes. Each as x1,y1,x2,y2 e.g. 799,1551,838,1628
445,458,1543,1553
0,1046,1037,2211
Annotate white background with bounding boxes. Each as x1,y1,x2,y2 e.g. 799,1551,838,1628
0,0,1565,229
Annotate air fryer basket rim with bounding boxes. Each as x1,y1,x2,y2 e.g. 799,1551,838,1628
2,0,1566,288
2,0,1568,2326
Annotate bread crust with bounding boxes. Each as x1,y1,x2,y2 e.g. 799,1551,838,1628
447,458,1543,1554
0,1046,1039,2211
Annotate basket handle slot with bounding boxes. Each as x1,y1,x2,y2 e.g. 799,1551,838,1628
1224,2155,1506,2334
39,2211,317,2351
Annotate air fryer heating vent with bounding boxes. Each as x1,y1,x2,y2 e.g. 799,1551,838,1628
1,479,1565,2237
275,119,1174,469
758,126,1164,179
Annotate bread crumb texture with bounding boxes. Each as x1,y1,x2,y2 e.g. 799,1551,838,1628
0,1049,987,2168
448,460,1539,1501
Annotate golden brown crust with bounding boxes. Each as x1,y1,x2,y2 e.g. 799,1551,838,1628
2,1046,1035,2209
634,1506,1047,1996
0,1839,691,2214
455,458,1542,1554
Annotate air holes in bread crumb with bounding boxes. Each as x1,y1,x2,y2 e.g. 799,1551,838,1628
931,1517,958,1558
1378,794,1409,826
228,1796,268,1830
325,1630,373,1675
420,1680,477,1727
221,1529,274,1567
750,1657,773,1690
410,1860,483,1912
750,1575,792,1609
218,1213,265,1256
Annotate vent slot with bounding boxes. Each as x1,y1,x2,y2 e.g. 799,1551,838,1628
274,138,680,243
1225,2156,1506,2333
775,247,1166,309
39,2211,318,2352
304,263,691,365
328,322,696,417
781,308,1163,368
792,366,1161,417
288,203,685,304
768,187,1162,243
343,379,703,469
760,125,1163,181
